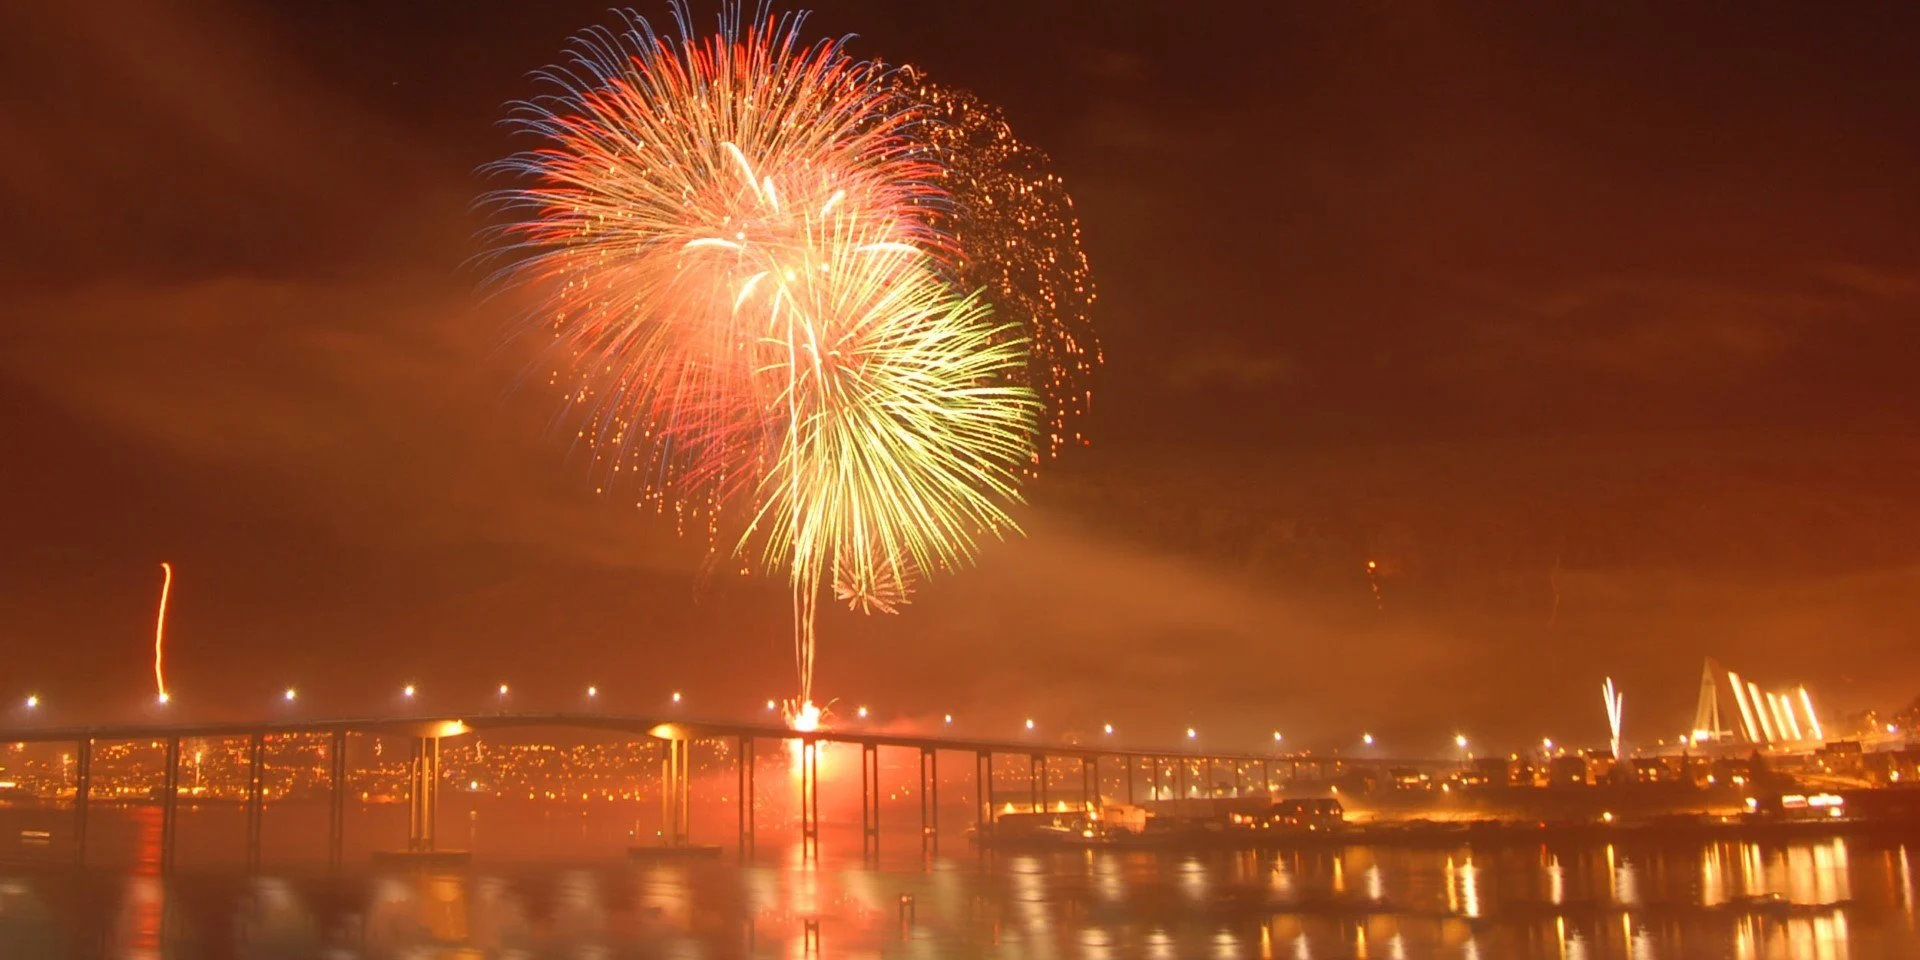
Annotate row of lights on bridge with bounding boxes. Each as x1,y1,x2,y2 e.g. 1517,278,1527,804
17,688,1297,742
12,690,1500,754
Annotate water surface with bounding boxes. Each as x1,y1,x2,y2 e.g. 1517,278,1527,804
2,804,1915,958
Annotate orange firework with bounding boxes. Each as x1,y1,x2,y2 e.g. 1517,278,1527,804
482,3,946,520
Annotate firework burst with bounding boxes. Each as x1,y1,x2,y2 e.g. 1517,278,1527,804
485,3,1080,707
483,3,944,513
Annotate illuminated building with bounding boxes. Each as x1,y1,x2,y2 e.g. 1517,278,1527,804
1691,658,1826,747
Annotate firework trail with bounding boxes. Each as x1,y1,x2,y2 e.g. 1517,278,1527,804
153,562,173,704
486,3,1079,708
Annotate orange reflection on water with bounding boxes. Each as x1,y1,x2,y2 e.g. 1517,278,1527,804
115,805,163,960
18,821,1919,959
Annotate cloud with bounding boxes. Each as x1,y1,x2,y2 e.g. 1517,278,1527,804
4,271,692,572
1164,348,1299,392
0,0,444,285
1435,272,1837,384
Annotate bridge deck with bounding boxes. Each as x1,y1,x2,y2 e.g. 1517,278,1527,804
0,712,1365,765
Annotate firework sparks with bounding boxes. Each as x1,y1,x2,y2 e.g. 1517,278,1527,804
486,3,1079,708
895,69,1101,462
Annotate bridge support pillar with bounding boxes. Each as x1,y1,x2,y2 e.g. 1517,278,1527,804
918,747,938,856
159,737,181,874
658,737,691,846
1029,754,1044,813
737,736,754,858
245,733,265,871
1081,757,1094,813
1178,757,1189,800
407,736,441,852
72,738,92,867
799,738,820,861
1124,755,1134,805
327,730,346,870
859,743,880,860
974,751,991,836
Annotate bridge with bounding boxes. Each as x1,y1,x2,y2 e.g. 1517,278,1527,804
1,712,1359,872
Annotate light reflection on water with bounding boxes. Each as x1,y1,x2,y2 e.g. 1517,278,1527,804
0,834,1916,958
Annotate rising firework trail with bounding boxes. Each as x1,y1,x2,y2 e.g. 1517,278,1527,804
153,562,173,704
485,3,1079,710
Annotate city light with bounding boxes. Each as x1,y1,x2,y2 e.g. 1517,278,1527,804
1024,718,1035,731
856,705,869,719
1362,733,1374,746
766,700,777,712
587,685,598,698
1272,731,1283,742
24,695,37,709
1104,723,1114,735
1543,738,1554,750
157,692,170,705
403,684,416,699
944,714,953,725
1455,734,1468,749
671,691,682,704
1186,727,1197,740
283,688,297,702
498,683,510,696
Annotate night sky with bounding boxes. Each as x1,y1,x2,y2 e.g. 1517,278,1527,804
5,1,1920,753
